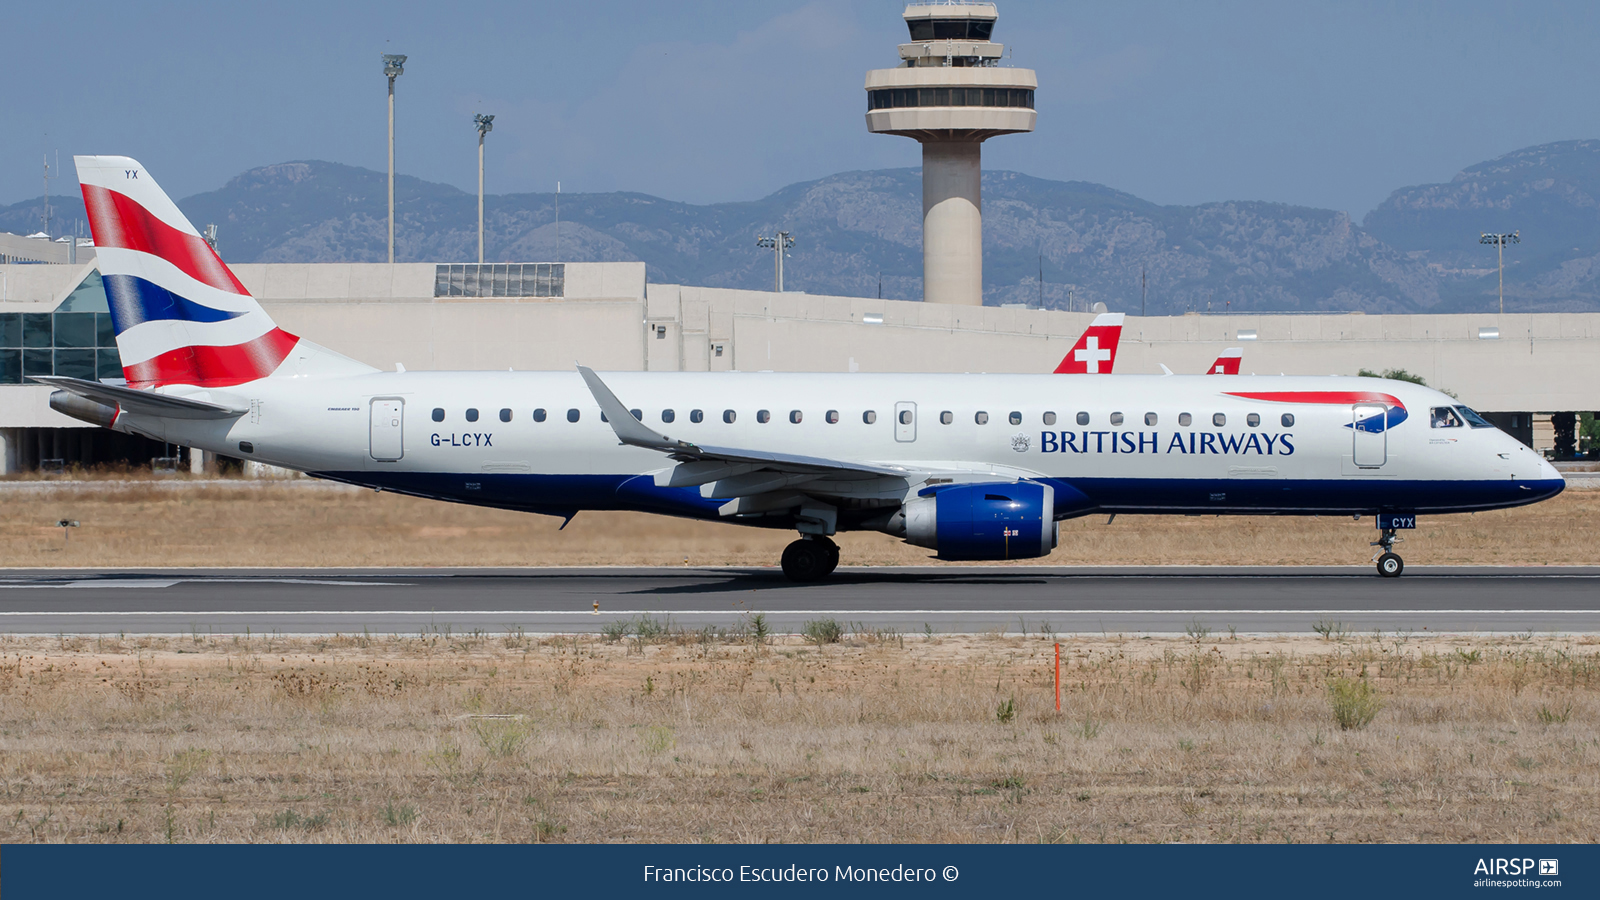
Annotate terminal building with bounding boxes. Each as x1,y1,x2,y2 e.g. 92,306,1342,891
0,1,1595,472
1,256,1596,472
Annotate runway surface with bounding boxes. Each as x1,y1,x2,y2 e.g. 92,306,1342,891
1,566,1597,635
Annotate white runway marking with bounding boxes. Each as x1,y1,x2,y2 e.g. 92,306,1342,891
0,579,400,589
0,608,1593,617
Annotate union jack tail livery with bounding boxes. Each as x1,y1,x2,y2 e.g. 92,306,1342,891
1052,312,1124,374
76,156,370,388
1206,348,1243,375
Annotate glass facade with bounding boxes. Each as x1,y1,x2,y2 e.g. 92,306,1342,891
868,87,1034,111
0,267,124,385
907,18,994,41
433,263,565,298
0,312,123,384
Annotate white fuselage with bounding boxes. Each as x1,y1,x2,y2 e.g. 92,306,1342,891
116,371,1564,530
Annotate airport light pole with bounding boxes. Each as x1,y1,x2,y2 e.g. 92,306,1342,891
383,54,407,264
1480,231,1519,315
474,113,494,265
756,231,794,293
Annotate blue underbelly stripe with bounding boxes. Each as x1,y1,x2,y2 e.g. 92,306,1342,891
310,472,1564,522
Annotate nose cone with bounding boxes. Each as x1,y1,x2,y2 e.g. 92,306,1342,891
1525,454,1566,500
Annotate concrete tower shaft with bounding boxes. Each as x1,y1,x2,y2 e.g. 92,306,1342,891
865,2,1036,306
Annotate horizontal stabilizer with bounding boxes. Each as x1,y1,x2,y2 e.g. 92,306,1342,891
31,376,246,420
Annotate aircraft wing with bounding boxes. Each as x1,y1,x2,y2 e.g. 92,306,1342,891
578,365,909,479
579,366,1040,520
31,375,247,420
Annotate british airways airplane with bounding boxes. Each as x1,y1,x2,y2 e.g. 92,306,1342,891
42,157,1564,581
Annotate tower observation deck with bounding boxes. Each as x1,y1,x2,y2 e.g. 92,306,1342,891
866,2,1036,306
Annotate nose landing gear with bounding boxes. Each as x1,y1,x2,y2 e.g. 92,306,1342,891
1371,528,1404,578
781,535,840,582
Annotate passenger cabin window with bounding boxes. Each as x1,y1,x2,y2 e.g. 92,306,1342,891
895,409,911,425
940,411,953,425
662,409,676,424
1213,413,1226,427
533,408,547,423
690,409,704,423
1281,413,1294,427
1246,413,1260,428
1179,413,1192,427
567,409,580,423
431,408,445,422
630,409,642,421
1456,406,1494,428
975,411,989,425
1043,412,1057,426
863,410,877,424
724,410,737,424
826,410,839,424
1075,412,1090,426
789,410,802,424
1144,412,1158,426
499,408,512,423
757,410,771,424
1431,407,1462,428
465,408,479,422
1109,412,1125,426
1008,411,1022,425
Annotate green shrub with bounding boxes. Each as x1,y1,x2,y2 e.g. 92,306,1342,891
1328,677,1384,730
802,618,843,645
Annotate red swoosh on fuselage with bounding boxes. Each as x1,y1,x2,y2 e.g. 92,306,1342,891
1225,391,1405,410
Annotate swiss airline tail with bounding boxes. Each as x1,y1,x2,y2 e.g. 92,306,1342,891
1052,312,1124,374
1206,348,1243,375
76,156,372,388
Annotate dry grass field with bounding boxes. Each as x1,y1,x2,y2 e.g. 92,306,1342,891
0,477,1595,568
0,629,1594,844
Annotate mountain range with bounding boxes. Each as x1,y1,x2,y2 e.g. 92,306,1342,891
6,139,1600,315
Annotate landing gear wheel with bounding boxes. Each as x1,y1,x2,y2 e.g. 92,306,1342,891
820,539,840,576
1370,526,1405,578
781,539,832,583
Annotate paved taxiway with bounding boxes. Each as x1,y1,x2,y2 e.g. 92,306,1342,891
0,566,1597,635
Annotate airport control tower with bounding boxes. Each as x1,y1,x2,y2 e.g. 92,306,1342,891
866,2,1036,306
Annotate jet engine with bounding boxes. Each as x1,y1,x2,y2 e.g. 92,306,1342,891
901,481,1056,561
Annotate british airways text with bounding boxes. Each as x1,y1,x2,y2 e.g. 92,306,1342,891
1039,431,1295,456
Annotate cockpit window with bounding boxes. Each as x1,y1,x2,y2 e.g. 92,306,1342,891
1430,406,1463,429
1455,406,1494,429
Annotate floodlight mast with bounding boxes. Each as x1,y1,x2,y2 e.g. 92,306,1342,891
1479,230,1520,315
383,53,407,264
475,113,495,265
756,231,795,292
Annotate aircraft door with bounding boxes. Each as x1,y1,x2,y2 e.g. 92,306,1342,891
1351,404,1386,467
370,398,404,461
894,401,917,442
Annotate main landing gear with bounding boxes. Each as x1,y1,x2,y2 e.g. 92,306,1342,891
1371,528,1404,578
781,535,839,583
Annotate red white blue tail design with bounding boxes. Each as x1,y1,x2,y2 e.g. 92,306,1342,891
76,156,299,388
1052,313,1124,374
1206,348,1243,375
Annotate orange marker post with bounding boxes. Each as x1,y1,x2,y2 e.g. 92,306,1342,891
1054,642,1061,712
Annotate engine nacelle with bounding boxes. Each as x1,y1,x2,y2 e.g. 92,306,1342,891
49,390,118,428
903,481,1056,561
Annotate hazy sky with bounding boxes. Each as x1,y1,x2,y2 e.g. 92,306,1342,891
4,1,1599,218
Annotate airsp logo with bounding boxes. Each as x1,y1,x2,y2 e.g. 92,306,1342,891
1010,433,1030,453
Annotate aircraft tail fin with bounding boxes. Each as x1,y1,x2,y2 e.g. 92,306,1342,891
1206,348,1243,375
1052,312,1124,374
76,155,374,388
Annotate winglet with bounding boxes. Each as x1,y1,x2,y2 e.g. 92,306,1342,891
576,365,699,455
1052,312,1124,374
1206,348,1243,375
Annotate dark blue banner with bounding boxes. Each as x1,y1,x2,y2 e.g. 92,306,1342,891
3,843,1592,898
